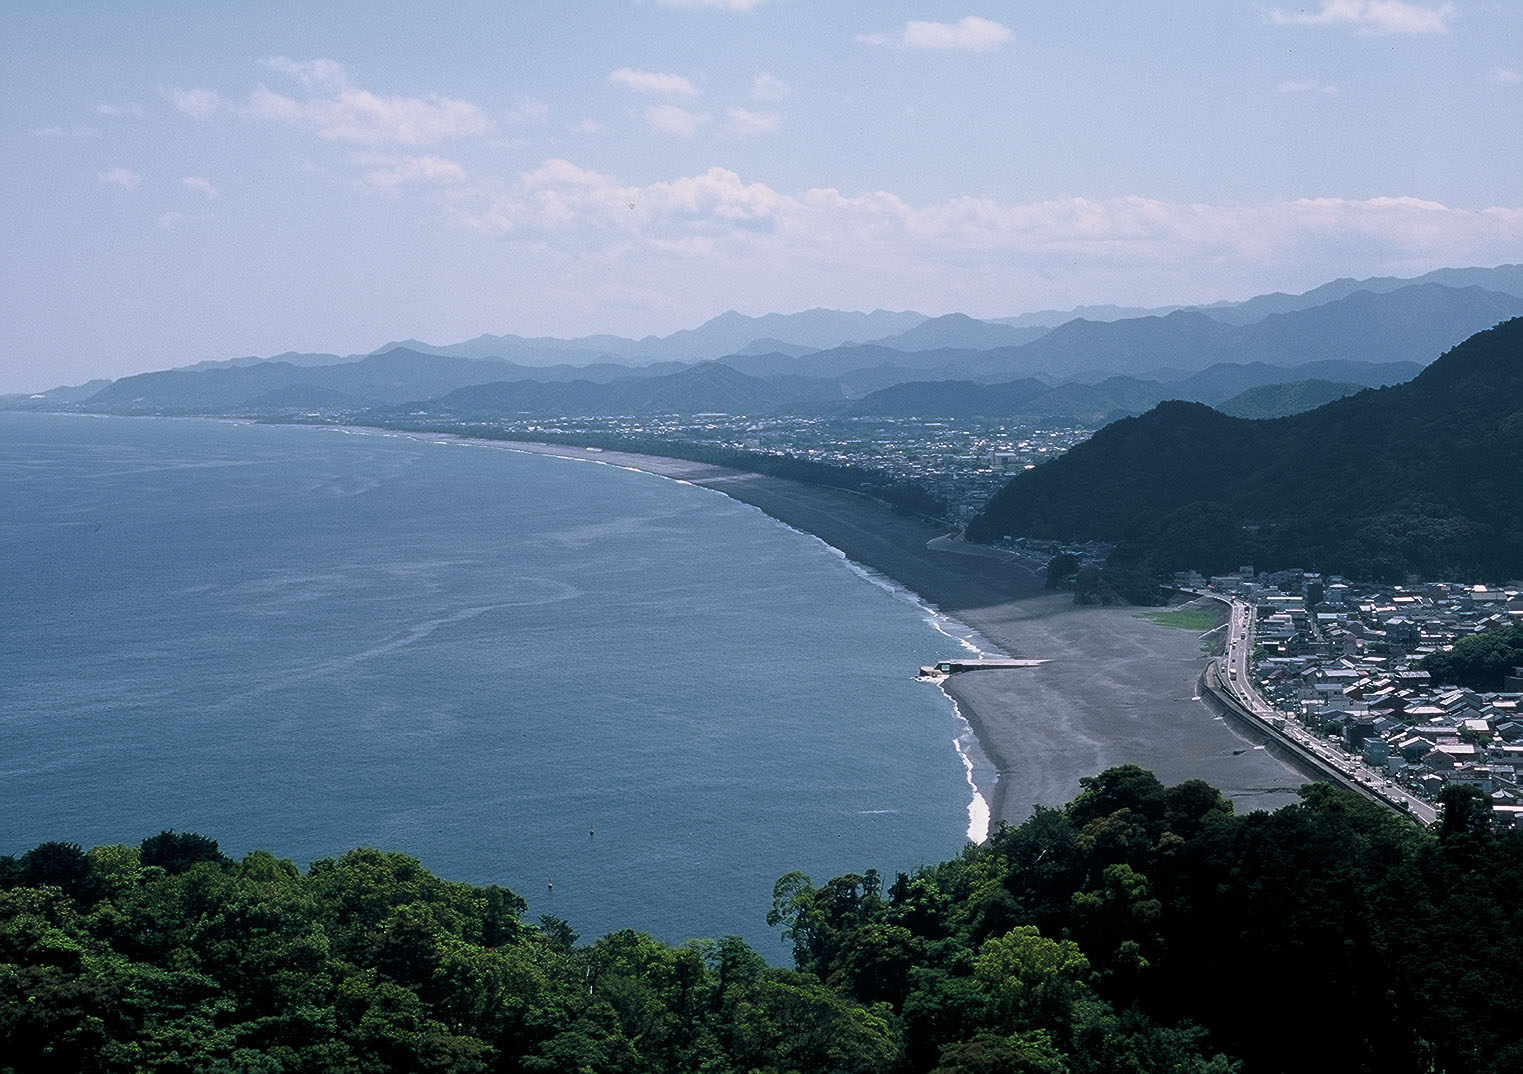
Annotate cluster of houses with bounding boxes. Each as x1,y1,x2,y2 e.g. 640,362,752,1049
1183,567,1523,827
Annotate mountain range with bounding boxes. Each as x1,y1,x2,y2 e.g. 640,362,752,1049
19,266,1518,427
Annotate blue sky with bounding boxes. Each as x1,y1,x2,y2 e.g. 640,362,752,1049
3,1,1520,392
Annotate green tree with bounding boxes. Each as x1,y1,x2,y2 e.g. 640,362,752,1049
15,842,104,906
139,830,231,874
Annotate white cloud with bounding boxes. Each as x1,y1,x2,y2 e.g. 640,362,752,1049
182,176,220,200
609,67,699,97
1270,1,1455,35
264,56,348,90
168,87,223,119
1492,67,1521,85
457,161,786,245
94,102,143,117
247,83,490,146
352,152,468,191
505,96,550,124
444,162,1523,305
750,73,790,102
726,107,779,134
858,15,1013,52
643,104,709,137
97,167,141,190
1279,80,1340,94
155,208,212,229
570,118,603,134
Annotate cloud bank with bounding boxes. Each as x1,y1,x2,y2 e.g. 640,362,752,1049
1270,1,1455,36
858,16,1013,52
609,68,699,97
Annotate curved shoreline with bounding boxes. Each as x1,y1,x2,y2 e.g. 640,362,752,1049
385,433,1310,826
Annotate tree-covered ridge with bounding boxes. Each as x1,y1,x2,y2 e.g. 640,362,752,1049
4,771,1521,1074
967,317,1523,583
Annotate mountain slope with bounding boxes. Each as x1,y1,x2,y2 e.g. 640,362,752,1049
864,313,1050,351
955,284,1523,382
1214,379,1369,419
391,361,798,418
845,378,1052,418
967,318,1523,581
844,360,1421,425
79,349,660,413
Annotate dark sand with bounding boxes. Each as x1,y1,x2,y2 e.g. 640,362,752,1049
491,442,1309,825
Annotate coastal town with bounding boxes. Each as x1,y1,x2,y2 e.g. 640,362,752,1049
444,412,1095,522
1186,566,1523,829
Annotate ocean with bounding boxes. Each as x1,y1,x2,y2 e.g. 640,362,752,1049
0,412,978,954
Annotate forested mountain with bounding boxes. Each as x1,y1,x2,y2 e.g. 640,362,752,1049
1214,378,1368,419
5,770,1518,1073
967,318,1523,582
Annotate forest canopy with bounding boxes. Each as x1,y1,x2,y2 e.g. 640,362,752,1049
3,769,1520,1074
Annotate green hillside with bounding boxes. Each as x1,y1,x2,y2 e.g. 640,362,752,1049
1213,378,1367,418
967,318,1523,582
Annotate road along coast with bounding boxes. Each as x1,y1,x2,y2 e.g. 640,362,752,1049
436,437,1310,828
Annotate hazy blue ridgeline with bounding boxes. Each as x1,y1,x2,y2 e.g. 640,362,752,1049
0,413,971,953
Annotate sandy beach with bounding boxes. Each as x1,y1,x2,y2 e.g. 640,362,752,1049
485,440,1309,825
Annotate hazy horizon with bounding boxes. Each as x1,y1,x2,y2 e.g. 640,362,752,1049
5,1,1520,393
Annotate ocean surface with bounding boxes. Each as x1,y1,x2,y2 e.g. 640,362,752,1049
1,412,979,955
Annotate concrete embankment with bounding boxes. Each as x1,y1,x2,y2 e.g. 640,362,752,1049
1196,665,1399,813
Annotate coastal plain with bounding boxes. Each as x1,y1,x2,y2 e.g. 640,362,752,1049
493,439,1308,825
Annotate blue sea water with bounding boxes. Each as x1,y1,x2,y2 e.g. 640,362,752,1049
1,412,977,955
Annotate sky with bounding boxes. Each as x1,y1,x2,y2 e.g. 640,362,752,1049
3,1,1520,393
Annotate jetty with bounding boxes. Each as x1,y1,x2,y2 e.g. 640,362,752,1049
920,657,1047,677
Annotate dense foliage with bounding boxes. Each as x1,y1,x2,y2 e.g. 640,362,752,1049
967,318,1523,583
5,771,1521,1074
1422,623,1523,691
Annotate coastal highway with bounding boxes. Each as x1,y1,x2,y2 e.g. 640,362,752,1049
1212,596,1438,826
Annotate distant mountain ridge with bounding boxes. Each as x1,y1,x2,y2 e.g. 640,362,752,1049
369,264,1522,366
967,317,1523,582
930,283,1523,382
376,308,930,365
1197,263,1523,325
6,267,1517,427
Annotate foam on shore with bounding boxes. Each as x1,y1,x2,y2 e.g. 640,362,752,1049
946,692,994,843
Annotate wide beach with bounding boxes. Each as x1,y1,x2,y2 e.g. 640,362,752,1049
483,439,1308,825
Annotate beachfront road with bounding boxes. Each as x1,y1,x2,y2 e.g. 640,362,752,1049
1218,598,1437,826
